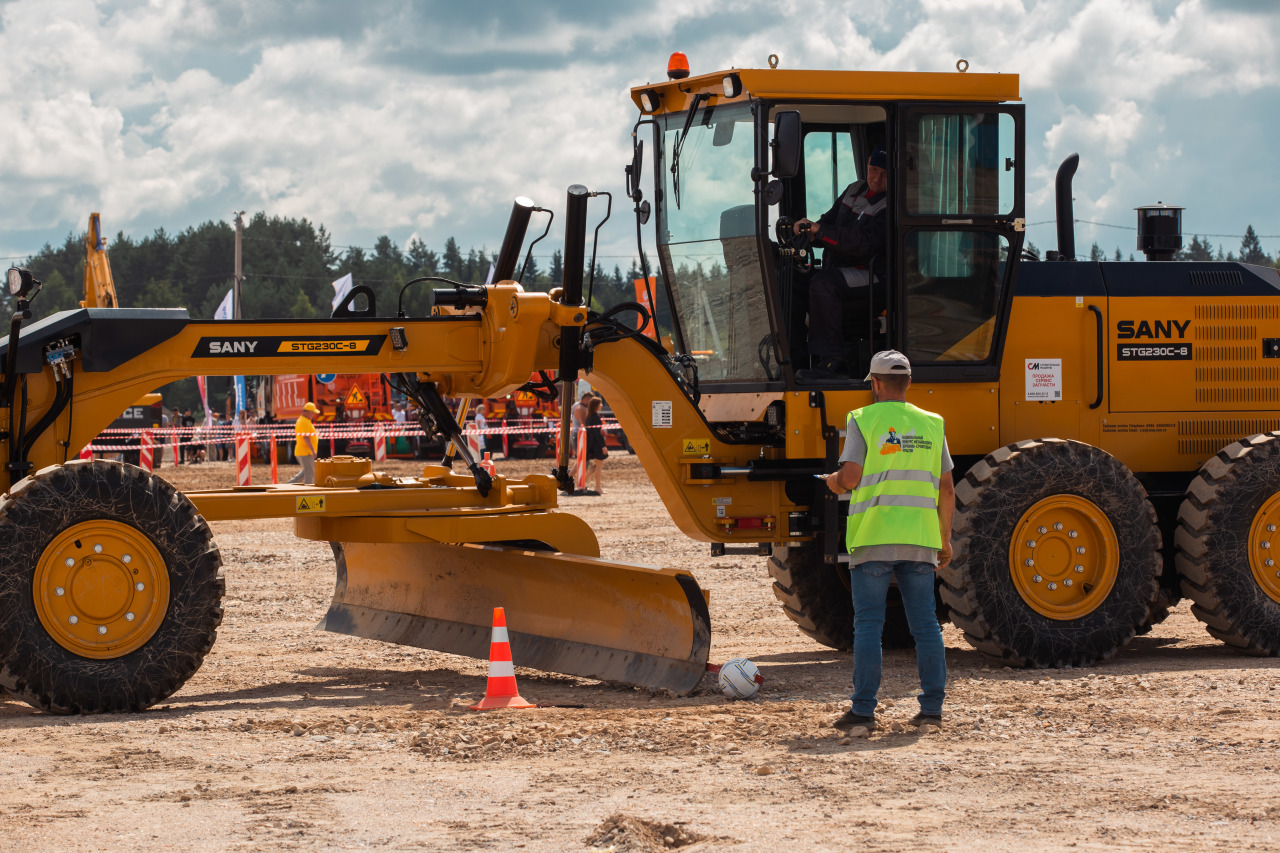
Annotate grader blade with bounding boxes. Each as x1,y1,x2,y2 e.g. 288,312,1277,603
320,542,711,695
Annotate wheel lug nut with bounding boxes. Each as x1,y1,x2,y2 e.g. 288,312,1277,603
93,544,103,554
1076,546,1086,554
135,582,145,591
122,554,132,564
1037,526,1047,535
1024,559,1035,567
1032,575,1043,583
1074,565,1085,573
55,587,65,596
64,557,74,567
1270,524,1277,533
97,626,106,635
68,615,78,624
1048,582,1058,590
1064,579,1073,587
1267,559,1275,568
1068,530,1078,538
1027,540,1037,548
1053,523,1063,531
125,612,135,621
1263,541,1272,550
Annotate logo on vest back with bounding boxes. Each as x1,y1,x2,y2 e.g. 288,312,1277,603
877,427,933,455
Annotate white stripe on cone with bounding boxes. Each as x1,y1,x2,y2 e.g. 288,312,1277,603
491,626,509,643
487,660,516,678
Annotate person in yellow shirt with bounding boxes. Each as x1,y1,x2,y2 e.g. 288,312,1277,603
288,402,320,485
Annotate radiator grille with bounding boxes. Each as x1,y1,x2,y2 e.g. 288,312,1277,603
1194,324,1257,341
1194,345,1255,362
1195,304,1279,320
1195,387,1280,404
1177,418,1280,456
1189,270,1244,288
1193,366,1280,383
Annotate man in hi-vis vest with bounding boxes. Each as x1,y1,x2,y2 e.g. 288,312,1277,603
824,350,955,735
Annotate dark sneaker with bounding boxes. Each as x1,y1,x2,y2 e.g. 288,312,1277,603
832,711,876,732
909,712,943,731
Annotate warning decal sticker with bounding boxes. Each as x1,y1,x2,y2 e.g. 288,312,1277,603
295,495,327,513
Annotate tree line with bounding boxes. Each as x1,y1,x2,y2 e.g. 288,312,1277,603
19,214,656,415
1027,225,1277,265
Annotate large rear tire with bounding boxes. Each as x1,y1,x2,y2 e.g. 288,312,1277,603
767,544,919,650
0,461,224,713
1175,432,1280,656
941,439,1161,667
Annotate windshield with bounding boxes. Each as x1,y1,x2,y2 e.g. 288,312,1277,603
656,102,772,382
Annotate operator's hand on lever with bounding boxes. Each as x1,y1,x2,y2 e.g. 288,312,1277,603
793,218,818,238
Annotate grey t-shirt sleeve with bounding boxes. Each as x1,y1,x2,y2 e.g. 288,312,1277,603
941,437,953,474
839,418,867,466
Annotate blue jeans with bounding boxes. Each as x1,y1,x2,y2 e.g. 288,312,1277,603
849,560,946,717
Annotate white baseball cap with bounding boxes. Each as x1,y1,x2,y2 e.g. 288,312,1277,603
864,350,912,381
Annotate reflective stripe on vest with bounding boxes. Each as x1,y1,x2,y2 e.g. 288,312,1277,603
845,401,945,552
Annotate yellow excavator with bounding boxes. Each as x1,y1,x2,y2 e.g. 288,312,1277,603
1,58,1277,714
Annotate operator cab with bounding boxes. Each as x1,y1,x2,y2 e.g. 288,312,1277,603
627,60,1026,390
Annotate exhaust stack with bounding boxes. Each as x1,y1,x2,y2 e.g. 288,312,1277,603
1053,153,1079,261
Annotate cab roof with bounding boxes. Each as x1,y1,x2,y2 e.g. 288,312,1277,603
629,67,1020,115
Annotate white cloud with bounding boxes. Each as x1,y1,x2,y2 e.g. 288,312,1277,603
0,0,1276,263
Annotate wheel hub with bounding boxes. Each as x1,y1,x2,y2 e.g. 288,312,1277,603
1009,495,1119,619
1248,493,1280,605
34,520,170,659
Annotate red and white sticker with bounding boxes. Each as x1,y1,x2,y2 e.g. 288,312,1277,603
1025,359,1063,401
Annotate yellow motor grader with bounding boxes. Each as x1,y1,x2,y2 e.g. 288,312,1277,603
1,59,1278,714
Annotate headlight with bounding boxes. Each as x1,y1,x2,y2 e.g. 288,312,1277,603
7,267,23,296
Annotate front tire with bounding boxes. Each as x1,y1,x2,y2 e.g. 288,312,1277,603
0,461,224,713
941,439,1161,667
1176,432,1280,656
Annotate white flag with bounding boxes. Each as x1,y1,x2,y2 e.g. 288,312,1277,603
214,288,234,320
331,273,354,310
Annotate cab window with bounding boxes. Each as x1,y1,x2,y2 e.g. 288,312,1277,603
904,230,1009,362
904,112,1016,216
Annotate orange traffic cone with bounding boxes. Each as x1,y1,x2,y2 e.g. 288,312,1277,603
469,607,536,710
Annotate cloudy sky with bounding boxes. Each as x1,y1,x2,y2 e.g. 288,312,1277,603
1,0,1277,273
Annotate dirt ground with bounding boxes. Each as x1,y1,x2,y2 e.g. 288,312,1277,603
2,454,1278,852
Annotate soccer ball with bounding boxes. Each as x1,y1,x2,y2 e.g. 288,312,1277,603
718,658,761,699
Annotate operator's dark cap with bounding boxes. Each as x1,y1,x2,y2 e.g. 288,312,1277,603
865,349,911,380
868,146,887,169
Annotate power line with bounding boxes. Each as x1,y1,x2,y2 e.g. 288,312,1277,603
1027,219,1280,239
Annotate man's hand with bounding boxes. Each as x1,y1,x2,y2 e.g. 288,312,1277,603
825,471,844,495
937,538,953,571
793,218,819,237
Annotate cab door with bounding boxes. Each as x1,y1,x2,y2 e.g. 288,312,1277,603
892,104,1025,383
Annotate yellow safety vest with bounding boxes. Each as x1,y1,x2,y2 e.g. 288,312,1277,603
845,402,945,552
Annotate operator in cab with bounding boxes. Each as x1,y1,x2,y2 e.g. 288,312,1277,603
795,147,889,384
823,350,954,735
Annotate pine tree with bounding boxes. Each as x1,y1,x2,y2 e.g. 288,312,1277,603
1240,225,1270,265
1089,242,1103,262
1113,247,1122,262
548,250,564,286
442,237,464,280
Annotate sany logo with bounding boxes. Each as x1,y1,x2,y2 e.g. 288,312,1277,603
208,340,259,354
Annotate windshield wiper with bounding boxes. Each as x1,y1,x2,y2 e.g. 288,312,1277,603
670,93,709,211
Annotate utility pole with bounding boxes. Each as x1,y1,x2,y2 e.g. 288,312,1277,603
233,211,246,319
